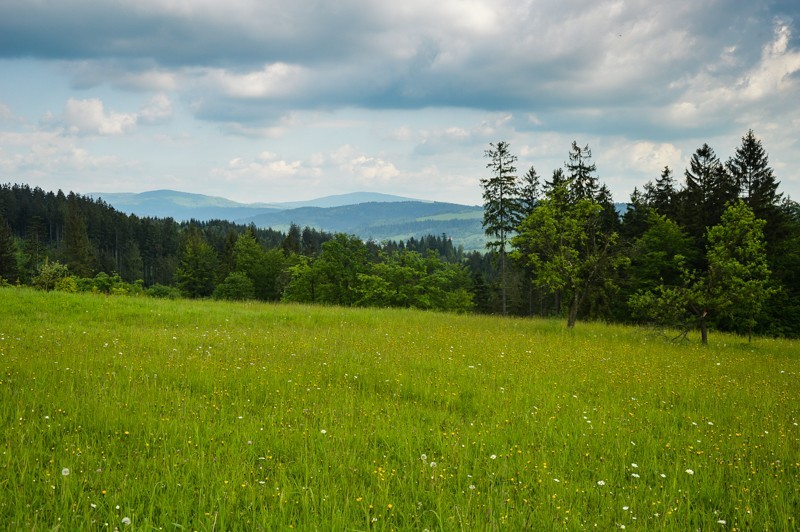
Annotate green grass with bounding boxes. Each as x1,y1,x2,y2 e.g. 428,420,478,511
1,288,798,530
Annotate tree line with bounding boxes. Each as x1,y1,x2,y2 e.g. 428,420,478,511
0,184,473,312
480,131,800,341
2,128,799,339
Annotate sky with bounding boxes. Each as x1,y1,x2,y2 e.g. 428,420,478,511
1,0,799,206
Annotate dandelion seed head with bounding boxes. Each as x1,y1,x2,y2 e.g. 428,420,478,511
685,469,694,475
597,480,606,486
61,468,70,476
490,454,497,460
121,517,131,526
320,429,327,435
429,461,437,468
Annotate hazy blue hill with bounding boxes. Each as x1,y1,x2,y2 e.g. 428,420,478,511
89,189,487,250
240,201,486,249
275,191,429,209
88,189,281,220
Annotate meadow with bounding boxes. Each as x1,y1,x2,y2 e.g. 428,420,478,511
0,288,798,530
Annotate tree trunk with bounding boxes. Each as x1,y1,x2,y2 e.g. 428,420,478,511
500,247,507,315
699,312,708,345
567,292,579,328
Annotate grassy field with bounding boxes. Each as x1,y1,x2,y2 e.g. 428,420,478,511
1,288,798,530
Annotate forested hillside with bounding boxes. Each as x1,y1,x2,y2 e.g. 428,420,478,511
0,185,472,311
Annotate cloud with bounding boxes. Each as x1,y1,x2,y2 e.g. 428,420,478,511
58,95,174,136
66,61,179,92
62,98,137,136
138,94,173,124
0,130,122,177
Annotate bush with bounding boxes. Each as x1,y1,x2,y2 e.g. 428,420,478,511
213,272,255,301
32,260,71,291
54,276,78,293
146,283,182,299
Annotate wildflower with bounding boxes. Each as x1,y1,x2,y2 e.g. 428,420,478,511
622,506,629,511
631,473,640,478
469,484,476,490
685,469,694,475
61,468,70,476
430,461,437,469
660,473,666,478
121,517,131,526
717,519,726,525
490,454,497,460
597,480,606,486
631,463,638,468
320,429,327,435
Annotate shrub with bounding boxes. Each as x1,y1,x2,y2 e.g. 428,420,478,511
213,272,255,301
146,283,182,299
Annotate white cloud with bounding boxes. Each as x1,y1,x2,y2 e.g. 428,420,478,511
214,152,307,184
604,140,682,175
740,21,800,100
202,63,309,99
0,130,122,176
62,98,137,136
138,94,173,124
666,20,800,130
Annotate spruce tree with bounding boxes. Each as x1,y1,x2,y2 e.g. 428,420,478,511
726,130,785,247
481,141,520,315
678,144,737,247
566,142,598,202
649,166,677,218
518,165,541,221
62,195,95,277
727,130,781,210
175,226,218,298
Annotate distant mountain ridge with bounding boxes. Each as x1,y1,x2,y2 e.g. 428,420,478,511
87,189,488,251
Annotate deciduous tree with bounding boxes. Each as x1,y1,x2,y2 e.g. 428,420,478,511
513,182,621,328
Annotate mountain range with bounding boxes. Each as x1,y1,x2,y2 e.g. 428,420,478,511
88,190,488,251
